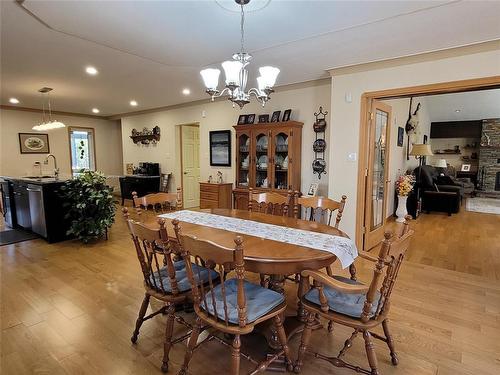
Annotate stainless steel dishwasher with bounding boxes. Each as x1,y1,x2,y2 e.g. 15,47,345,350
27,184,47,237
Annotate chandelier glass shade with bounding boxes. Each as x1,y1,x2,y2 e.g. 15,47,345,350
200,0,279,108
33,87,66,131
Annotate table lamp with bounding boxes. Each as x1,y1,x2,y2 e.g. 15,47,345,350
409,144,434,217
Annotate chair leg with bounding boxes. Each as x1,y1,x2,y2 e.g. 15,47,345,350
131,293,150,343
363,330,380,375
327,321,334,334
338,329,358,358
161,304,176,373
293,312,315,373
382,319,398,365
274,314,293,371
178,317,202,375
231,334,241,375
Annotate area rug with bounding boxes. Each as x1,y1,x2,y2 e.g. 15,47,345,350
465,197,500,215
0,229,39,246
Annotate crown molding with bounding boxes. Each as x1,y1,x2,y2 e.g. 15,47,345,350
0,105,110,120
328,39,500,76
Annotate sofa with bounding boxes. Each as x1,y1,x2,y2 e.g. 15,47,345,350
413,165,463,214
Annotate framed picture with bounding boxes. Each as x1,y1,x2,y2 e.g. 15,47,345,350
19,133,50,154
258,114,269,123
307,183,319,197
271,110,281,122
282,109,292,122
397,127,404,147
209,130,231,167
237,115,246,125
461,164,471,172
246,114,255,124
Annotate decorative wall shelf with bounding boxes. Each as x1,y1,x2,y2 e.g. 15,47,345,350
130,134,160,144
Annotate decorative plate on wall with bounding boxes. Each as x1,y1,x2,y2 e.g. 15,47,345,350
313,139,326,152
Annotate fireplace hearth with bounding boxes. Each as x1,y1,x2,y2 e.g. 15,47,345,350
478,119,500,193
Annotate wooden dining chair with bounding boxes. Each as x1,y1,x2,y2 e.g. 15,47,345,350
173,219,293,375
248,188,293,217
122,208,214,373
293,194,347,228
132,187,183,222
294,216,414,375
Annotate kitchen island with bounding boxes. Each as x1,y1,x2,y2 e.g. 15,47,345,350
1,176,71,243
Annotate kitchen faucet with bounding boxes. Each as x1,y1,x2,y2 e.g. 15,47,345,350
44,154,59,179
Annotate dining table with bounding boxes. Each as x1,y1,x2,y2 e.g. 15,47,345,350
158,208,357,367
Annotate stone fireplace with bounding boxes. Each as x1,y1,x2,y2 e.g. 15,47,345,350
478,119,500,192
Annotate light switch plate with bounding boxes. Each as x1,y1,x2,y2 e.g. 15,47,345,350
347,152,357,161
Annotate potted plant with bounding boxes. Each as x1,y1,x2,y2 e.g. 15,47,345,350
395,174,415,223
61,170,116,243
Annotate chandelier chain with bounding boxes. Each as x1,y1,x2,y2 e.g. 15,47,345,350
240,2,245,55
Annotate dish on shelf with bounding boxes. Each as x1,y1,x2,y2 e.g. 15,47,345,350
275,155,284,167
276,135,287,145
257,136,268,149
283,156,289,169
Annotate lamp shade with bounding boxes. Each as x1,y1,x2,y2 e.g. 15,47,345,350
222,60,243,86
200,68,220,90
409,144,433,156
258,66,280,88
435,159,447,168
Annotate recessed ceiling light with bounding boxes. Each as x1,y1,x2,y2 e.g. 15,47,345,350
85,66,98,75
9,97,20,104
130,100,138,107
92,108,100,114
455,109,461,113
182,88,191,95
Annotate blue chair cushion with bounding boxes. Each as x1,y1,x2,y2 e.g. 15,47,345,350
149,261,218,293
201,279,285,325
304,276,381,318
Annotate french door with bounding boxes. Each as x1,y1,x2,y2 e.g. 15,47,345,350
363,101,392,250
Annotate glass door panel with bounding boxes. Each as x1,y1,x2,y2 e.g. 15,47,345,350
237,133,250,188
255,132,269,188
363,100,392,250
273,131,289,190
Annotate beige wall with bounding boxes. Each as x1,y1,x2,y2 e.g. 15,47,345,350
381,97,431,216
329,48,500,238
0,108,123,179
120,80,332,196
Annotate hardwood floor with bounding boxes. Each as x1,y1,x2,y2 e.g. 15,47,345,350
1,207,499,374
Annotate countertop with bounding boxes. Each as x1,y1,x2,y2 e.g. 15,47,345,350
0,176,69,185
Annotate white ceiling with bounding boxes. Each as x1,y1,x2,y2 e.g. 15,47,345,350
425,88,500,122
1,0,500,116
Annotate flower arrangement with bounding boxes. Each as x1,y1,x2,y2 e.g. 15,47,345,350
395,174,415,196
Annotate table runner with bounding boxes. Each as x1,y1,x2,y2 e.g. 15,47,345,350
159,210,358,268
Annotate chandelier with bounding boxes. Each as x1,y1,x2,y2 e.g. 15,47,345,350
200,0,279,109
33,87,66,131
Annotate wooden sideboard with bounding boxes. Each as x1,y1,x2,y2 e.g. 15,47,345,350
200,182,233,209
119,175,160,205
233,121,303,210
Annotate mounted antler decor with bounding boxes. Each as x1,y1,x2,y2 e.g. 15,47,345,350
405,97,421,160
312,106,328,179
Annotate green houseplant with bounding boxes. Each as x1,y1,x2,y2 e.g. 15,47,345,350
61,170,116,243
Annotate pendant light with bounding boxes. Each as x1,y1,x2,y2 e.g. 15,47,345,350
33,87,66,131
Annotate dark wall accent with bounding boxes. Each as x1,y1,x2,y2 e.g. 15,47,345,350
430,121,482,139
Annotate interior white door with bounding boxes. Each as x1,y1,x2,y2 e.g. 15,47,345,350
181,125,200,208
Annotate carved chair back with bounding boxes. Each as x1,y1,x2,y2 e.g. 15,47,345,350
305,217,413,323
248,188,292,217
294,194,347,228
132,187,183,221
173,219,248,328
122,208,181,296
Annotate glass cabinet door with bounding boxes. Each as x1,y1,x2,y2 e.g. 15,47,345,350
254,132,269,188
237,133,250,188
273,131,290,190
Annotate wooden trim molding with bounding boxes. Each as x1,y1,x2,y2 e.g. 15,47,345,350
355,75,500,250
67,126,98,175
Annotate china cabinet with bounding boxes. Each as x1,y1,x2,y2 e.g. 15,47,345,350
233,121,303,209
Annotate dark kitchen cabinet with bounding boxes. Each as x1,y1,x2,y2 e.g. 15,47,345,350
119,176,161,205
13,181,31,229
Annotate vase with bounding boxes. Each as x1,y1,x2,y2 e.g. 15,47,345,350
395,195,408,223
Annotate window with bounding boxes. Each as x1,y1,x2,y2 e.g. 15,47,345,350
69,127,96,175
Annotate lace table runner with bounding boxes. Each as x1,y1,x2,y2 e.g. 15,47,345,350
159,210,357,268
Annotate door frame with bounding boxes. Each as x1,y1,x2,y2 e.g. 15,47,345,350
356,75,500,249
178,122,200,208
